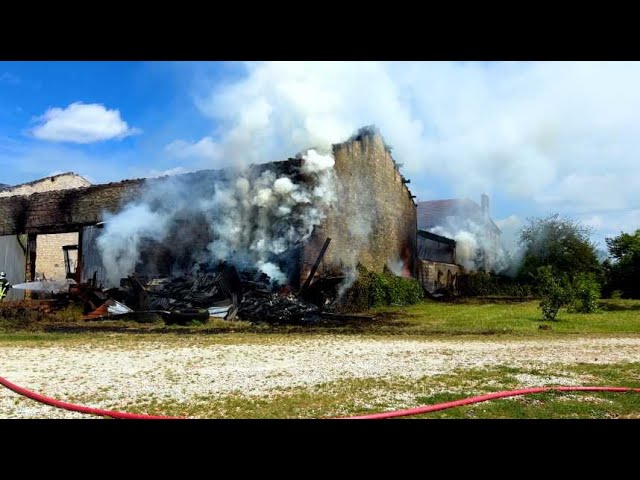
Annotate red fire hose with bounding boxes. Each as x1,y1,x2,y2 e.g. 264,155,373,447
0,376,181,419
2,375,639,419
345,386,640,419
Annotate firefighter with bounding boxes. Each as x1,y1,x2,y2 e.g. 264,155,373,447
0,272,11,301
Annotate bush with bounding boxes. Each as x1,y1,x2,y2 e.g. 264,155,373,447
610,290,623,300
458,271,534,298
536,266,573,321
569,273,600,313
52,304,85,323
0,303,43,331
340,265,423,311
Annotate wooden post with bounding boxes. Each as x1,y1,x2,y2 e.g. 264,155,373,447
24,233,37,300
25,233,37,282
76,228,84,283
298,238,331,295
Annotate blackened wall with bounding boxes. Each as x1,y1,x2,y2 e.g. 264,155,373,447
302,131,417,280
0,179,145,236
417,236,456,264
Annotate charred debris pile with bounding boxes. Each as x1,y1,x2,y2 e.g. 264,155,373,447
76,238,370,325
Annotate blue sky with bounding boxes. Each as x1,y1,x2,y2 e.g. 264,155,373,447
1,61,638,249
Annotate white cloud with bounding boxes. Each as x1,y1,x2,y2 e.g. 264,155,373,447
577,209,640,247
165,136,221,162
32,102,141,143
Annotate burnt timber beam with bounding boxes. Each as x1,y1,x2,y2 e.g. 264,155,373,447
298,237,331,295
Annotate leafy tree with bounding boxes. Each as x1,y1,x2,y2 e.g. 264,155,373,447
569,273,600,313
518,214,601,281
536,266,573,320
604,229,640,298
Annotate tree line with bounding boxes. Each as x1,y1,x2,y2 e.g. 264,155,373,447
515,214,639,319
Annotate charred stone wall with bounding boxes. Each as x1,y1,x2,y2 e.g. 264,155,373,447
302,131,417,280
418,260,461,294
0,179,145,236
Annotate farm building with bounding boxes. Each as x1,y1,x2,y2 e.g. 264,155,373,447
0,173,91,299
0,129,417,291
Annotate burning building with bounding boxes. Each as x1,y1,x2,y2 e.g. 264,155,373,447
0,128,416,298
415,194,503,294
417,194,502,272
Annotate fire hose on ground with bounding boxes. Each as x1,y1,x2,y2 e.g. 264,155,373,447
2,375,639,419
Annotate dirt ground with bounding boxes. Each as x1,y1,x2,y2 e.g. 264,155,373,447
2,334,640,418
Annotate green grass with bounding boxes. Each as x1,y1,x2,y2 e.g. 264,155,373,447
2,298,640,418
369,298,640,336
1,298,639,341
106,362,640,419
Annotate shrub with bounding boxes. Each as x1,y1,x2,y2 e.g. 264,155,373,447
610,290,623,300
458,271,534,298
339,265,423,311
53,304,85,323
536,266,573,321
0,303,43,331
569,273,601,313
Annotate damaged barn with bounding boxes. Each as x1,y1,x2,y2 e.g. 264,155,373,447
0,127,417,323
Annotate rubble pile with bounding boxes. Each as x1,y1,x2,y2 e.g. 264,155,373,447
85,262,324,324
238,291,320,324
145,271,236,311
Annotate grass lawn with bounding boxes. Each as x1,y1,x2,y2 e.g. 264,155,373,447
3,298,639,341
2,298,640,419
370,298,640,336
111,362,640,419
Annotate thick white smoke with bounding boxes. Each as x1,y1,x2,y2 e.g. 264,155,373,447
430,219,509,274
168,61,640,246
97,149,336,286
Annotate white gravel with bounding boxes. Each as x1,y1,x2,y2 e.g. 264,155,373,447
1,335,640,418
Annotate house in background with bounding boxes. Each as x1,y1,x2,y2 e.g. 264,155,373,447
417,193,501,273
0,173,91,299
416,230,460,294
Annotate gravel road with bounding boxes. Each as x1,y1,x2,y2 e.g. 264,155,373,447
2,335,639,418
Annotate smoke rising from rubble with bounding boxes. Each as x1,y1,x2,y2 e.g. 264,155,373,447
430,219,510,274
97,150,337,286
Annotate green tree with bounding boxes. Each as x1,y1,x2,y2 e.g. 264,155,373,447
536,266,573,320
518,214,601,281
604,229,640,298
569,272,600,313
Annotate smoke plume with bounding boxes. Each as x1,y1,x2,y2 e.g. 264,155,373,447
430,218,509,274
97,150,337,286
169,61,640,247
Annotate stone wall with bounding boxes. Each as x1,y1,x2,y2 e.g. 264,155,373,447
0,173,90,198
418,260,461,294
0,174,91,283
0,179,145,236
34,232,79,281
302,130,417,281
